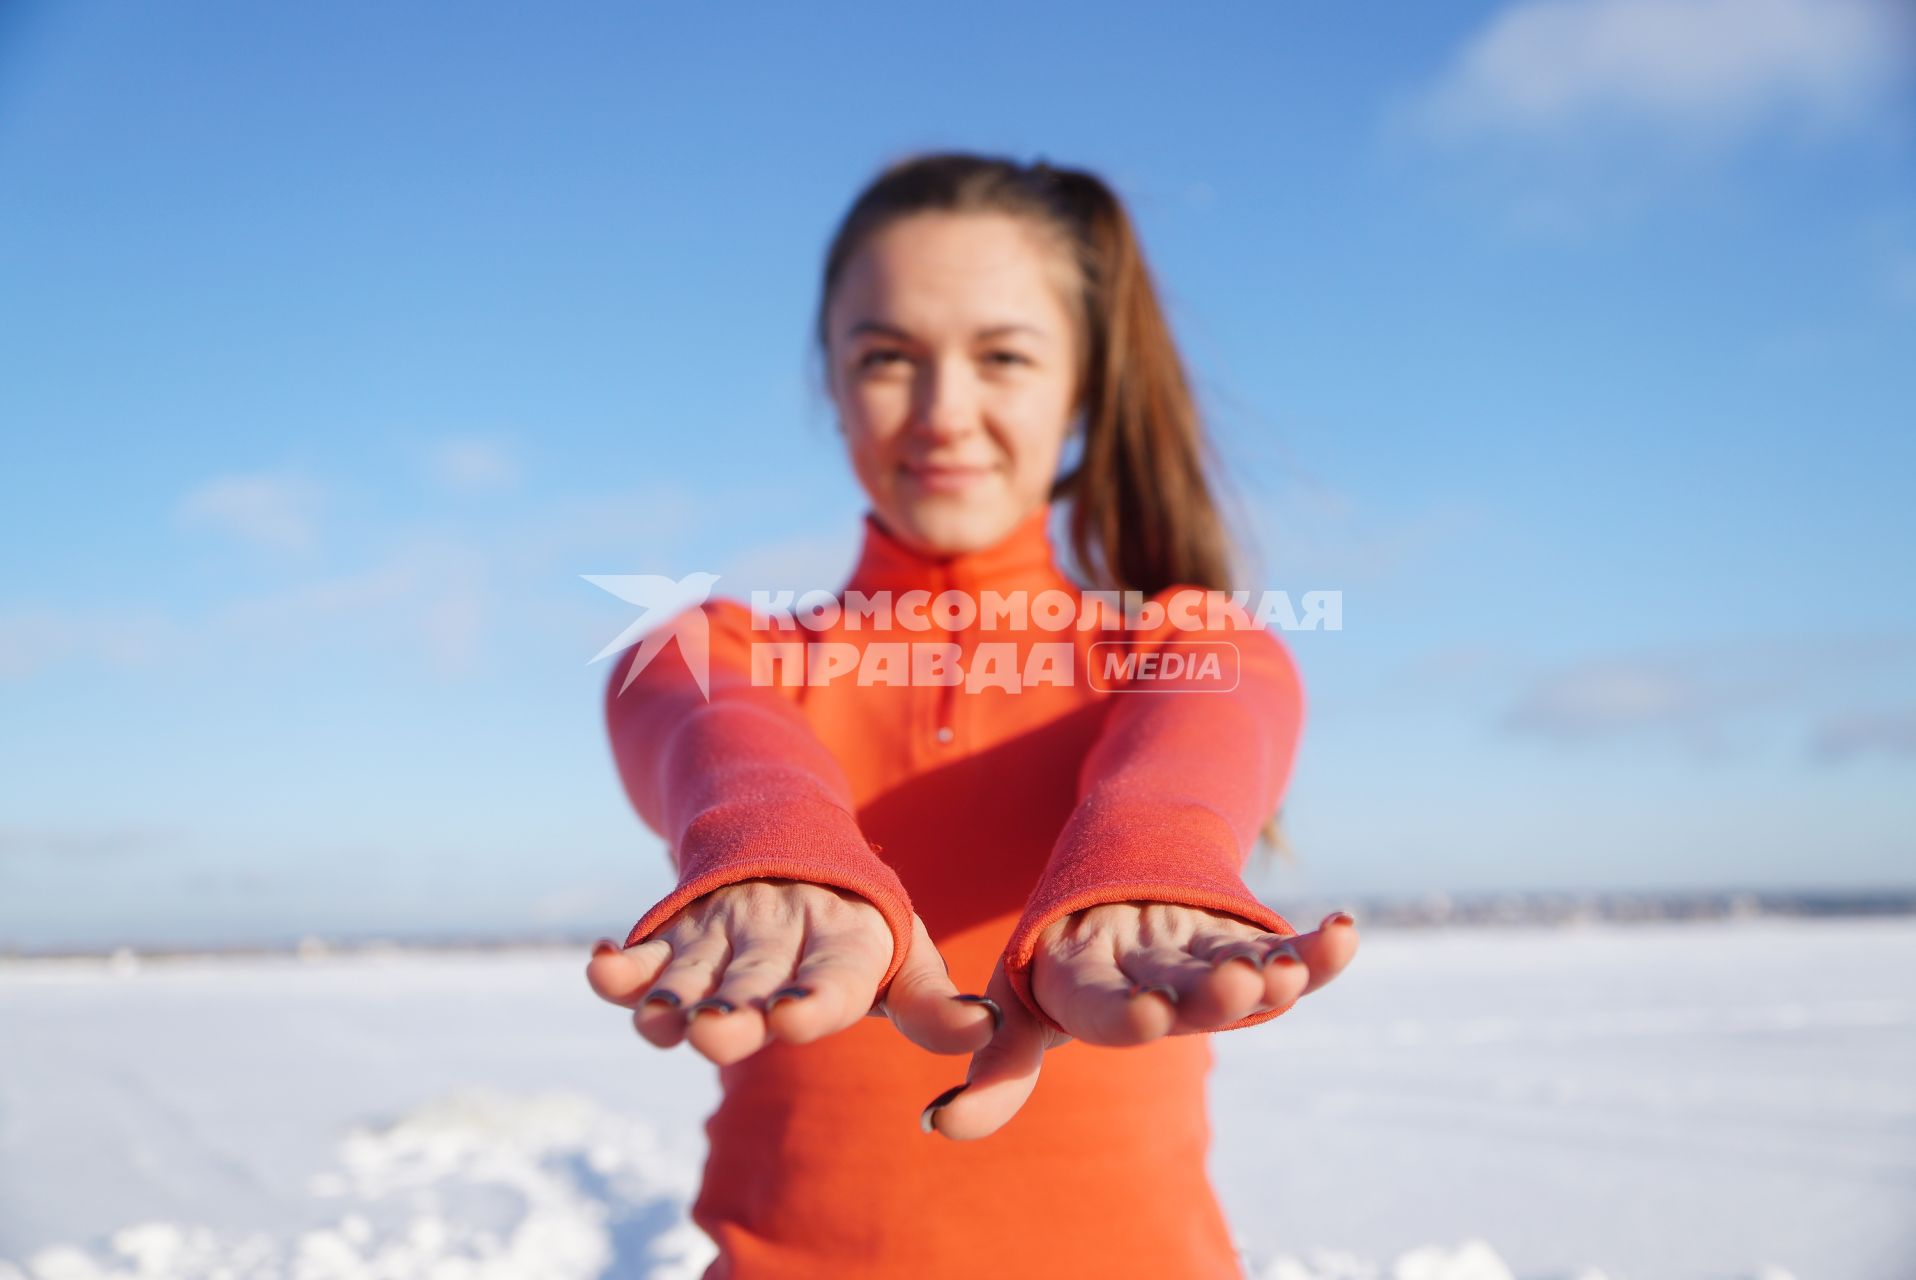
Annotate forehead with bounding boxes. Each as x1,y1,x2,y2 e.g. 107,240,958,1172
831,211,1074,338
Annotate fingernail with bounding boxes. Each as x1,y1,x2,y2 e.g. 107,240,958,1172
1323,911,1356,929
950,993,1003,1034
591,939,620,958
1264,944,1302,969
765,985,812,1013
1128,981,1179,1005
1212,945,1264,972
688,997,736,1019
641,989,682,1010
920,1082,968,1135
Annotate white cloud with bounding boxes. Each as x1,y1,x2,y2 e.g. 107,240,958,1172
1500,633,1916,758
0,538,494,682
0,823,186,860
209,535,493,675
1242,481,1490,588
1809,708,1916,762
175,472,325,553
1505,656,1727,738
5,476,723,685
715,528,863,598
0,605,187,679
426,437,521,495
511,484,708,575
1411,0,1913,150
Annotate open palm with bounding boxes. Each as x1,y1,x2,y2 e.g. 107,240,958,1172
920,904,1359,1139
584,877,999,1066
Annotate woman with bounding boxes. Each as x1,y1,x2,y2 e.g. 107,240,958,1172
587,151,1358,1278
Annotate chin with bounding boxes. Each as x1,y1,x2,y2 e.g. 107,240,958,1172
888,496,1016,556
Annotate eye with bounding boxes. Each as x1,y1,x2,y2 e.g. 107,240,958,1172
985,351,1031,367
858,349,908,370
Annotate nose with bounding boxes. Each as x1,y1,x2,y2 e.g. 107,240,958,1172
909,358,979,444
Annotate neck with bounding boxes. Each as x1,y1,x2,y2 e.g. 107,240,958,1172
844,502,1074,595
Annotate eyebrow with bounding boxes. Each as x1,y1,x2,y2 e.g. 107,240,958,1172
845,320,1047,343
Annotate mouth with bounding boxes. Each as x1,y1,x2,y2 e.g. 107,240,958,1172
901,460,996,491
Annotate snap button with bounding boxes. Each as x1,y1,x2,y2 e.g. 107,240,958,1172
934,725,955,745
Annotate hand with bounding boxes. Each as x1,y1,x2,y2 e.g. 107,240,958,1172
585,876,1000,1066
920,904,1359,1140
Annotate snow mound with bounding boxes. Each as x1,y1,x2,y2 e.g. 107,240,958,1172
1,1089,714,1280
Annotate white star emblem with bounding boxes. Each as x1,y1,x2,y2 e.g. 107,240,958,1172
582,571,723,700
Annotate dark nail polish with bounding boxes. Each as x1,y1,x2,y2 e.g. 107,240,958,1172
1212,945,1264,971
950,993,1003,1034
688,997,736,1018
920,1082,968,1135
765,985,812,1013
591,939,620,958
1265,944,1302,968
641,989,682,1009
1324,911,1355,929
1128,981,1179,1005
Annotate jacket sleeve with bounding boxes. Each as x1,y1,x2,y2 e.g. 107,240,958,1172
603,595,917,1002
999,586,1306,1036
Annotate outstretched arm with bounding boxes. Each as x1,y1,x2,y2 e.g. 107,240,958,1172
998,587,1308,1035
919,588,1358,1140
603,597,918,1002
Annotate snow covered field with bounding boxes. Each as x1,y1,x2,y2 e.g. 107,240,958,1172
1,917,1910,1279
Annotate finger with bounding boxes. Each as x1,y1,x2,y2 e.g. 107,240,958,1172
760,927,896,1046
919,960,1060,1142
631,926,731,1049
1192,912,1361,1021
1110,943,1230,1038
1036,932,1192,1046
681,926,810,1066
1267,912,1360,1000
1171,932,1294,1030
880,913,1000,1055
585,937,673,1007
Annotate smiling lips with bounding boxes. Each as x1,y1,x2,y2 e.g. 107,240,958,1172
903,460,994,493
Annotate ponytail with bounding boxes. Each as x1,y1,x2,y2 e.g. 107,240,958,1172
1035,164,1235,597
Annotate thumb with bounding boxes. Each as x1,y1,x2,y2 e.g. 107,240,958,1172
872,912,1000,1055
919,957,1069,1141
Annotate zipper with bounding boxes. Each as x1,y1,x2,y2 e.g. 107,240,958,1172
932,565,957,748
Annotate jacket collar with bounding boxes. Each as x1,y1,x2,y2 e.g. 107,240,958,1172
843,501,1075,595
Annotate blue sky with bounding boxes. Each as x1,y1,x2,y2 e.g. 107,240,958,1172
2,0,1912,950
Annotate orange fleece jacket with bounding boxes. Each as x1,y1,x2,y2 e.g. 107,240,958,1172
604,500,1305,1279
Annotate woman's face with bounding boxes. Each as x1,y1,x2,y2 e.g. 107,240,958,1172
825,211,1082,556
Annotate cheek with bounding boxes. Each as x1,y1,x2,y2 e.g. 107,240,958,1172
841,383,906,443
1003,399,1073,468
1003,370,1075,440
841,421,900,491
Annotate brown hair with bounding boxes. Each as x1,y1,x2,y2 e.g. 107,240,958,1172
812,149,1291,863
